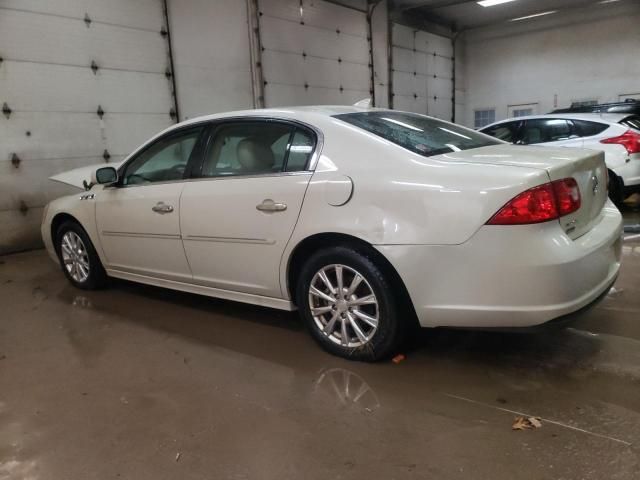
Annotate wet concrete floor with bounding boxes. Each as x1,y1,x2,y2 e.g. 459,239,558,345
1,204,640,480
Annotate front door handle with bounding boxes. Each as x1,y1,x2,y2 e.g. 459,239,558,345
256,199,287,213
152,202,174,214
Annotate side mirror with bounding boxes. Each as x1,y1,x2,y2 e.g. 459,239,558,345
92,166,118,186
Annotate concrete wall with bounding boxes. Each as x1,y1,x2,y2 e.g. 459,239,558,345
459,3,640,128
167,0,254,120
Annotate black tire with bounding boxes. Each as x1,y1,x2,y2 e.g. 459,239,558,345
55,221,108,290
608,170,625,207
295,246,404,361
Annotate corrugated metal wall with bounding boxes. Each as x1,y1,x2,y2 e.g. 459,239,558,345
0,0,176,254
390,23,453,120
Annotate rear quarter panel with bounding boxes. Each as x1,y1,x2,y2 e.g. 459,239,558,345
281,118,551,296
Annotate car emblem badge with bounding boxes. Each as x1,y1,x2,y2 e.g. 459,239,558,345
592,175,599,195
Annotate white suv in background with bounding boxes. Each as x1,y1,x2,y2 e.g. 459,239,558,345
480,113,640,204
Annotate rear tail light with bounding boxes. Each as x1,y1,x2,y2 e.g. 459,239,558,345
487,178,581,225
552,178,581,216
600,130,640,154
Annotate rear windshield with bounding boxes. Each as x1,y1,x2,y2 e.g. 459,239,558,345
334,111,500,157
620,115,640,131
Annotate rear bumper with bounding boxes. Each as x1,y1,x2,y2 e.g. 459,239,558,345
376,202,623,328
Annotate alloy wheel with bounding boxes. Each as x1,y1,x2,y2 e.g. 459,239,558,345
308,264,379,348
60,231,90,283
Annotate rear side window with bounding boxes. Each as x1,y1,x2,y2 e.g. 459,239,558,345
335,111,500,157
521,119,575,144
573,120,608,137
481,121,520,143
620,115,640,130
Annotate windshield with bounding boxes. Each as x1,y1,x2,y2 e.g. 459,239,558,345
334,111,501,157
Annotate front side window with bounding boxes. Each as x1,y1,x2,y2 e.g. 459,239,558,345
521,119,574,144
335,111,500,157
474,109,496,129
481,121,521,143
200,122,314,178
122,127,202,185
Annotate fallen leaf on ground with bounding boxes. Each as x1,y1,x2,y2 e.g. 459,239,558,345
392,354,406,364
512,416,543,430
528,417,542,428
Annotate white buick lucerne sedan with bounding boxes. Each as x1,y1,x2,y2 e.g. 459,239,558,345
42,106,623,361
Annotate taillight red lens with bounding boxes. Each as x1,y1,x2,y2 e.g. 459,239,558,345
552,177,581,216
487,178,581,225
487,183,558,225
600,130,640,154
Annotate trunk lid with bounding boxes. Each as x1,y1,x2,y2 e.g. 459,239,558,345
436,144,608,239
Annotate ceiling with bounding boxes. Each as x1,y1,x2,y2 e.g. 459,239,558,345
392,0,629,30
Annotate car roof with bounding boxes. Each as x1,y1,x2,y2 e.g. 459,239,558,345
481,112,631,129
171,105,375,130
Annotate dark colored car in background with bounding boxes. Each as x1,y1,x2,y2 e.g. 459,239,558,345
551,99,640,115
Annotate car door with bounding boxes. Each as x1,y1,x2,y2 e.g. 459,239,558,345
180,119,317,298
95,125,204,281
520,118,583,147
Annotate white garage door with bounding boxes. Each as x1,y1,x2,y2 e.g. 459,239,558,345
0,0,176,253
391,23,453,121
258,0,372,106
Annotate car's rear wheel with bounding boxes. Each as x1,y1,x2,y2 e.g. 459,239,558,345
608,170,625,207
55,221,107,290
296,246,403,361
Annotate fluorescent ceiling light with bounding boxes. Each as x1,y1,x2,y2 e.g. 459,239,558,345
381,117,423,132
477,0,518,6
510,10,557,21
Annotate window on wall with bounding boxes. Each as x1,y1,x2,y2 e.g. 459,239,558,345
512,108,533,118
474,109,496,129
571,99,598,107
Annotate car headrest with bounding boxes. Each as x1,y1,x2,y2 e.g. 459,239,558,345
237,137,275,172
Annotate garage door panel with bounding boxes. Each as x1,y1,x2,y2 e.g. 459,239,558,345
260,15,367,65
103,114,173,156
392,24,415,50
261,51,306,86
298,0,367,38
0,0,164,31
0,10,167,72
394,95,427,115
0,113,103,161
265,84,366,107
0,155,126,211
416,31,452,55
392,71,419,96
3,62,172,113
429,98,452,121
0,0,174,253
259,0,371,108
391,23,453,120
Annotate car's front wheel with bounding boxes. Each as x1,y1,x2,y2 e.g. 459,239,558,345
296,246,404,361
55,221,107,290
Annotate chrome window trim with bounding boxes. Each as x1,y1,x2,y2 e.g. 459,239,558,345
105,171,313,190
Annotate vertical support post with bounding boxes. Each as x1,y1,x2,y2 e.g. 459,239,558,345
163,0,180,122
247,0,265,109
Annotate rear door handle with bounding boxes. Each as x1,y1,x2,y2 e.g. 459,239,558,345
256,199,287,212
152,202,174,214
